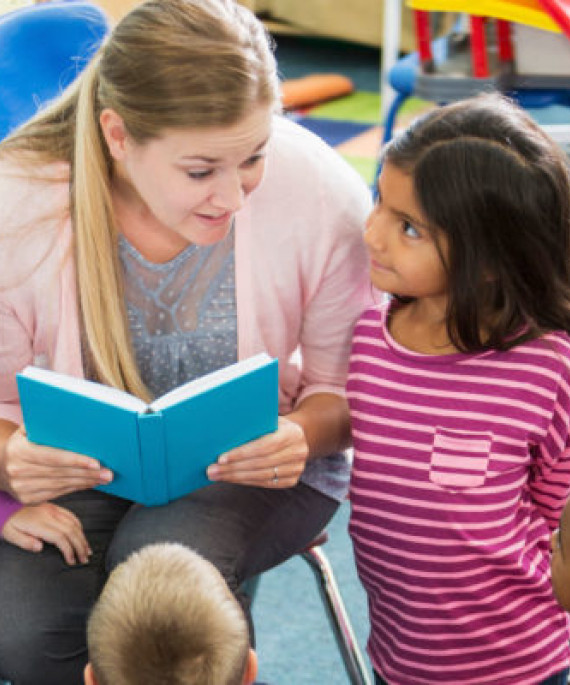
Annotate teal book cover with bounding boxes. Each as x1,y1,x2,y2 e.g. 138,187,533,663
16,353,279,506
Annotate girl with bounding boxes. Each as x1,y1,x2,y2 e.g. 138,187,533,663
347,93,570,685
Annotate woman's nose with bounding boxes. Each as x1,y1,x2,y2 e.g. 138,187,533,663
212,171,245,212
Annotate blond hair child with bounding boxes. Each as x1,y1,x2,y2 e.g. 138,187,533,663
85,543,257,685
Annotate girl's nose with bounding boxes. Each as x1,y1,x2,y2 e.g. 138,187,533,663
364,216,387,252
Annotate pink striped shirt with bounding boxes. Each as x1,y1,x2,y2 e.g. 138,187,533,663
347,302,570,685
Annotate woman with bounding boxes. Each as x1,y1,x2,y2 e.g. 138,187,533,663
0,0,371,683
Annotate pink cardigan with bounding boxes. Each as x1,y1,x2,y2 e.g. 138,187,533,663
0,116,373,526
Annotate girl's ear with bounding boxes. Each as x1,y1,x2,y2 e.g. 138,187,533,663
99,108,129,161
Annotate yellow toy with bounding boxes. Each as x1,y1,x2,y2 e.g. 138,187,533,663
407,0,570,78
409,0,569,36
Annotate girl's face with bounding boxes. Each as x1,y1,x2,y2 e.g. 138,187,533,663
551,502,570,611
101,105,273,250
365,162,449,304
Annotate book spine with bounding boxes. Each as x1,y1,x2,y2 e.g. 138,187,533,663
137,412,169,506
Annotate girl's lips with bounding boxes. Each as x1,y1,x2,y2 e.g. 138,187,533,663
370,259,391,272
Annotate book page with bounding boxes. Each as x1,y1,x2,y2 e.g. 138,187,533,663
20,366,147,413
150,353,273,412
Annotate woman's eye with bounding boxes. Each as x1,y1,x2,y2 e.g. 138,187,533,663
403,221,420,238
187,169,213,180
242,153,264,168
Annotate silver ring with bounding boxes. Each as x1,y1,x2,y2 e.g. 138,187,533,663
272,465,279,485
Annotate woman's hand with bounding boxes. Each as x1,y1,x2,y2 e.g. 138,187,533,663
206,393,351,489
207,416,309,489
0,426,113,505
2,503,92,565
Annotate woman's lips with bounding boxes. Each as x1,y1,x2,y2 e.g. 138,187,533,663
195,211,232,227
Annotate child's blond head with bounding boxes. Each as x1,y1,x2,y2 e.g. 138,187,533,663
87,543,250,685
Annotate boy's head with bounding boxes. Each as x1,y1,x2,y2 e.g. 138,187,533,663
551,498,570,611
84,543,257,685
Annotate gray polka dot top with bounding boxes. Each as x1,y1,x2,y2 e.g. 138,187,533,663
118,228,237,400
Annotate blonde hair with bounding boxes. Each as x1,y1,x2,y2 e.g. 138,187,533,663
87,543,250,685
1,0,278,400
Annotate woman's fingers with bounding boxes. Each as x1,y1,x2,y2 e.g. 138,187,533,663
2,429,112,503
212,462,302,488
8,472,112,505
207,417,308,488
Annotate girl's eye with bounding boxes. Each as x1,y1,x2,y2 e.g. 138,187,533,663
403,221,420,238
187,169,213,180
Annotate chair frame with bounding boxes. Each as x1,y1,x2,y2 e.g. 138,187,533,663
244,531,372,685
300,535,372,685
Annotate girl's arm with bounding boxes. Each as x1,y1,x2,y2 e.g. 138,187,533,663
529,445,570,532
286,393,351,459
529,372,570,531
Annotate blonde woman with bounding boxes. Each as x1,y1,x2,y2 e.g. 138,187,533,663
0,0,372,682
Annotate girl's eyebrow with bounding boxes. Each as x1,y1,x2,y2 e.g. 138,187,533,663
180,138,269,164
393,207,429,231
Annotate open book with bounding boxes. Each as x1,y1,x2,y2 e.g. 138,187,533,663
17,353,279,506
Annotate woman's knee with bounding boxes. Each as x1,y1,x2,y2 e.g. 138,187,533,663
0,542,100,685
0,587,88,685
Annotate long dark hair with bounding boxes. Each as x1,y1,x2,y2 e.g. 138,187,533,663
384,93,570,352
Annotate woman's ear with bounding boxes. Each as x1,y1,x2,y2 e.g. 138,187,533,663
99,108,129,161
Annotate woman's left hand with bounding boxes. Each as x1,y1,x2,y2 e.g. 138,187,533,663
207,416,309,489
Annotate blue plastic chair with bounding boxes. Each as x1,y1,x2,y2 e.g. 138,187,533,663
0,0,110,140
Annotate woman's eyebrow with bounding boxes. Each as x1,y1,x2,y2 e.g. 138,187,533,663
180,138,270,164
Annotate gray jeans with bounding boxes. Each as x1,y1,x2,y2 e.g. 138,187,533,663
0,481,338,685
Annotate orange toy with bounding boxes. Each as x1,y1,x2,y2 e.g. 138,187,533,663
280,74,354,110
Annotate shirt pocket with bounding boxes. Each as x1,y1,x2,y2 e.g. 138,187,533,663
429,427,493,489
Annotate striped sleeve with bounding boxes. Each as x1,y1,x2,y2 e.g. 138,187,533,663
530,357,570,530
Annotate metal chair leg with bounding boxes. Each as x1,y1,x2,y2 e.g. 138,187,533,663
300,544,372,685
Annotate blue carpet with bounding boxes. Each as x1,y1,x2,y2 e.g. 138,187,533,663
290,116,374,147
